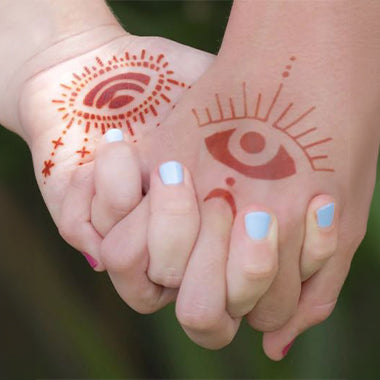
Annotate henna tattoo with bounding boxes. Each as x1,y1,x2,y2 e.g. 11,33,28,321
198,57,334,215
204,177,237,218
193,57,333,179
43,50,187,181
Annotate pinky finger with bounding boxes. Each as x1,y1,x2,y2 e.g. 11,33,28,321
262,250,352,361
300,195,338,281
59,163,104,271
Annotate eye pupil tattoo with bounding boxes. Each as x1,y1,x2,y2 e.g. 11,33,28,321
240,131,266,154
44,50,187,182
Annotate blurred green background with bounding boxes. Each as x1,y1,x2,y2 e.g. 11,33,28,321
0,1,379,379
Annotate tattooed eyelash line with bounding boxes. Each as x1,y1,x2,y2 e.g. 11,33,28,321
192,81,334,173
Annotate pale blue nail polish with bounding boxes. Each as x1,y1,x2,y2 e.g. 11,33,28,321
105,128,123,143
317,203,335,228
245,212,271,240
159,161,184,185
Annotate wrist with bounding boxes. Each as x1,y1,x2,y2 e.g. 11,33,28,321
0,0,125,138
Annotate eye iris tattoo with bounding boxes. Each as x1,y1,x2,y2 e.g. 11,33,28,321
43,50,187,181
194,56,334,216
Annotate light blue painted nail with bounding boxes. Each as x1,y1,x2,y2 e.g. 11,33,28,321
105,129,123,143
317,203,335,228
245,212,271,240
159,161,184,185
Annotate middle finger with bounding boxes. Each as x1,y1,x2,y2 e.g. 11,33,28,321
176,197,241,349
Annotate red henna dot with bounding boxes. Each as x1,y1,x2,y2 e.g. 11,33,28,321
240,131,266,154
286,65,292,70
226,177,235,187
282,71,290,78
290,56,296,61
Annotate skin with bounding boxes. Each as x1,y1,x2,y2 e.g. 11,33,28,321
1,0,379,361
97,0,380,358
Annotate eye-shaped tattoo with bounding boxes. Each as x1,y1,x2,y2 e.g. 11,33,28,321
193,57,334,217
43,50,187,181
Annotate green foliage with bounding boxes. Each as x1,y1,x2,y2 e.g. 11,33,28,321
0,1,379,378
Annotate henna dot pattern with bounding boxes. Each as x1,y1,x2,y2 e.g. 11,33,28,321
44,50,188,180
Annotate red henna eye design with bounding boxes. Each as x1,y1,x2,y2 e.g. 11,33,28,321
205,128,296,180
192,67,334,179
44,50,189,183
83,73,151,109
197,57,334,217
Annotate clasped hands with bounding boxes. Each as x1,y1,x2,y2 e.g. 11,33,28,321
22,30,375,360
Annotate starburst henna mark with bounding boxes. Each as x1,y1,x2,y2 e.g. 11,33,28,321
43,50,188,181
194,57,334,216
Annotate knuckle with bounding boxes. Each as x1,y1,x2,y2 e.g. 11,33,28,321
248,306,295,332
241,261,277,281
310,245,335,262
148,268,182,288
248,315,286,332
131,297,161,315
58,215,79,244
99,193,139,216
100,239,139,273
305,300,336,326
177,303,221,332
153,198,196,217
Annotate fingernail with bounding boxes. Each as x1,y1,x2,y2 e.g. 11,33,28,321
81,252,98,268
105,128,123,143
317,202,335,228
159,161,184,185
245,211,271,240
282,339,295,357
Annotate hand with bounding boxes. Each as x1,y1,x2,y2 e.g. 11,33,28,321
100,46,378,353
19,32,213,269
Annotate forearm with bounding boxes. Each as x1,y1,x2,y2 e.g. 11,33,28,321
216,0,380,143
0,0,125,137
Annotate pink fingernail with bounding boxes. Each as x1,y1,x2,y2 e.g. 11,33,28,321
81,252,98,268
282,339,295,357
